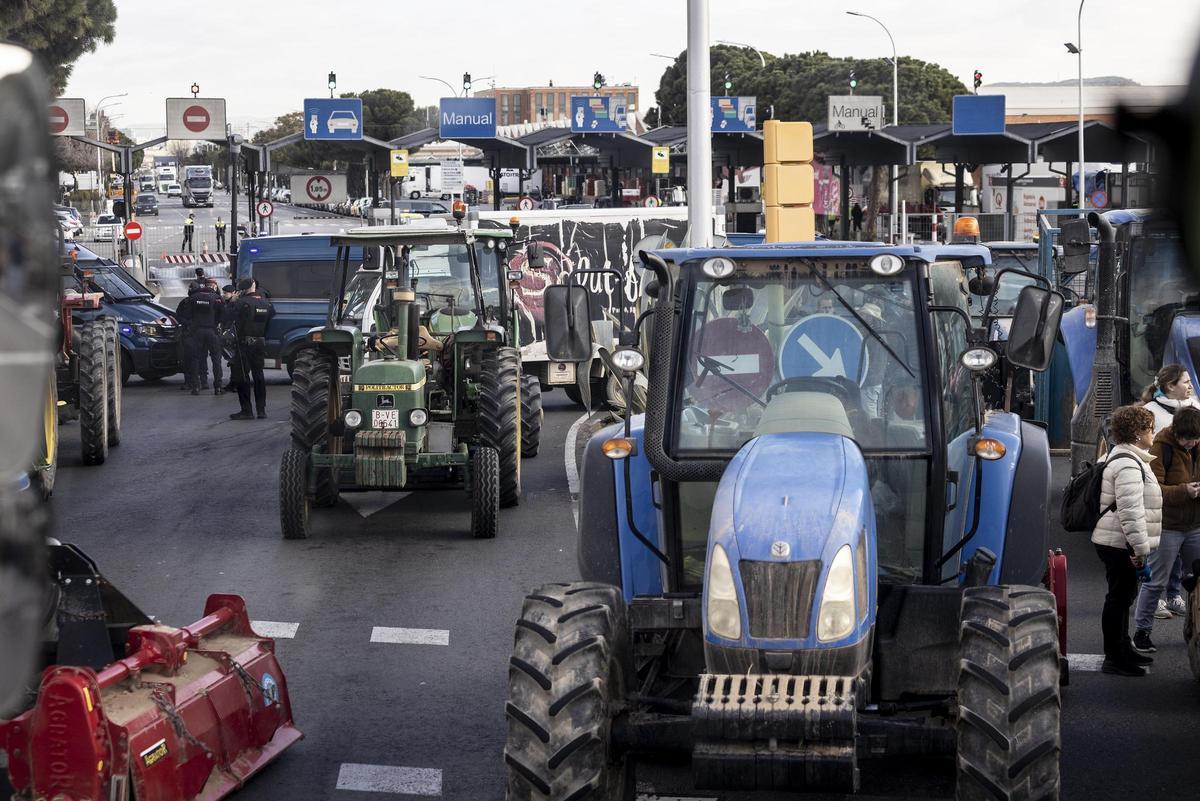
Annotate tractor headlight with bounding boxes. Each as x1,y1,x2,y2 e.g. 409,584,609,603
408,408,429,427
701,256,736,280
344,410,363,428
706,544,741,640
610,347,644,373
960,346,998,372
817,544,856,642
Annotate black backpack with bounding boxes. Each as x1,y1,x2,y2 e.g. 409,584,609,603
1060,452,1145,532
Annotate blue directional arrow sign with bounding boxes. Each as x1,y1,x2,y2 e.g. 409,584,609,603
303,98,363,141
778,315,867,383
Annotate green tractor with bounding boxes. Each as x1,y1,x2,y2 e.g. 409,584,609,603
279,223,540,540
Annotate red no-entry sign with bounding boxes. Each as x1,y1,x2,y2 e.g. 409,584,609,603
183,105,211,133
124,221,143,241
48,105,69,134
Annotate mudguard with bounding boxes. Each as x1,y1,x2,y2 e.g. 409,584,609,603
1163,312,1200,389
1060,304,1096,402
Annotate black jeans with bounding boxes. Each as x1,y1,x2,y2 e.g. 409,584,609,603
1095,543,1138,659
189,328,222,387
233,337,266,413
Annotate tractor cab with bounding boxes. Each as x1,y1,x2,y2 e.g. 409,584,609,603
508,241,1067,797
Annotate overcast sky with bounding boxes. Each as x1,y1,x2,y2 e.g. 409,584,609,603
64,0,1200,140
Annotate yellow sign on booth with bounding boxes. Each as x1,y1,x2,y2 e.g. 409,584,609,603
390,149,410,178
652,146,670,175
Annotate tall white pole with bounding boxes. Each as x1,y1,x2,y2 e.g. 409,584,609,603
687,0,713,247
1077,0,1086,210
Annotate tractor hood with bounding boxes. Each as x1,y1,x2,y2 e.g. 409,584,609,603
352,358,425,388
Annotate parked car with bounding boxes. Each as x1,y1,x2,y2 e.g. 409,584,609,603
166,182,181,197
135,193,159,215
387,199,451,217
54,204,83,228
93,213,125,242
54,209,83,238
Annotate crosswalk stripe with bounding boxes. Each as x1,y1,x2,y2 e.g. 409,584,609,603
1067,653,1105,672
336,763,442,795
370,627,450,646
250,620,299,639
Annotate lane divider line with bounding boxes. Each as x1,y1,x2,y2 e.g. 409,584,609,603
336,763,442,796
1066,653,1105,672
370,627,450,646
250,620,299,639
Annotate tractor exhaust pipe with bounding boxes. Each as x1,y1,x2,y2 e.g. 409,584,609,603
1071,212,1118,472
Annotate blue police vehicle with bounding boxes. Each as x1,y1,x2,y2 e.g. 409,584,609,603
505,240,1067,798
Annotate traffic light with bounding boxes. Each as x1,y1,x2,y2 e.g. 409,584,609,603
973,70,983,91
724,73,733,92
462,72,472,92
849,71,857,90
593,72,605,91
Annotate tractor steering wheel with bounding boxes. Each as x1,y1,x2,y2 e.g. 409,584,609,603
765,375,864,416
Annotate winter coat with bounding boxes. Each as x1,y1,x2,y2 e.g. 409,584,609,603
1150,427,1200,531
1091,443,1163,556
1144,395,1200,434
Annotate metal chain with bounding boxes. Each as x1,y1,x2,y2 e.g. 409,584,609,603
150,688,214,761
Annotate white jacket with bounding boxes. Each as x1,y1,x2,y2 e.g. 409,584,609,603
1091,443,1162,556
1144,396,1200,434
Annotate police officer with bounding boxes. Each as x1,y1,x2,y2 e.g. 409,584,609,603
175,281,202,391
182,213,195,252
228,277,274,420
187,281,224,395
215,216,227,251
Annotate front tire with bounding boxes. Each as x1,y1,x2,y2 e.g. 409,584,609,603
521,374,543,458
478,347,521,507
470,446,499,539
279,447,311,540
957,585,1061,801
77,321,109,466
505,582,632,801
102,319,122,446
289,349,339,507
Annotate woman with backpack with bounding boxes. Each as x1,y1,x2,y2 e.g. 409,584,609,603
1131,406,1200,654
1092,404,1162,676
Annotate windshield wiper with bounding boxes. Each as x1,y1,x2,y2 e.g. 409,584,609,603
694,354,767,408
805,263,915,378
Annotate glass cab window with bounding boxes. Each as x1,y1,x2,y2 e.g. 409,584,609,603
1127,233,1197,398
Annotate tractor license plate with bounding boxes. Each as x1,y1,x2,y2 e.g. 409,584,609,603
372,409,400,429
548,361,576,386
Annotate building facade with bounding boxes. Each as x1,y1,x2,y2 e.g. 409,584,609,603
475,84,640,126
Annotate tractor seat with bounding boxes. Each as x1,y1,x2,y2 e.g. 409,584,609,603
755,392,854,439
417,325,443,354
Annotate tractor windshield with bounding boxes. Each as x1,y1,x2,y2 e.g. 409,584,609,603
1127,233,1197,397
672,257,929,455
339,269,380,326
405,241,501,331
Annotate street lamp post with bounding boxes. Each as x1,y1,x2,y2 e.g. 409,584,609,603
715,40,766,69
1068,1,1086,210
93,93,127,210
847,10,898,241
686,0,712,248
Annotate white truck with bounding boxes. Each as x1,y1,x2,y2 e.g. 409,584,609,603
156,166,177,194
182,165,214,208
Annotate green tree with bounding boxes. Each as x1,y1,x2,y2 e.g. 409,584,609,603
653,45,967,128
350,88,422,140
0,0,118,94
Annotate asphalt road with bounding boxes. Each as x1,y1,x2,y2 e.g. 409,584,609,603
44,377,1200,800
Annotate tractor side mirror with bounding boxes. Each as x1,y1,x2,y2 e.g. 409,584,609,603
527,242,546,270
544,284,593,362
1006,285,1065,372
968,273,995,297
1059,218,1092,275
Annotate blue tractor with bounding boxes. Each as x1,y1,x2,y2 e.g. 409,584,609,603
504,241,1067,798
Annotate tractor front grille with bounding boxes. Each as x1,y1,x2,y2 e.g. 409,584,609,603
739,559,821,640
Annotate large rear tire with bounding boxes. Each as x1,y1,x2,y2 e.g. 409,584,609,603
957,585,1061,801
77,321,109,466
0,484,47,718
102,318,122,446
478,346,522,507
1184,565,1200,682
279,447,311,540
470,446,499,539
505,582,632,801
289,349,339,507
520,373,543,459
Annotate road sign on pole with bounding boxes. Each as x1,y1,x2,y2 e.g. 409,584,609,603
49,98,86,136
1090,189,1108,208
570,96,628,132
302,98,364,141
390,149,410,178
290,174,347,205
123,221,143,241
256,200,274,218
827,96,885,131
710,96,757,132
652,146,670,174
165,98,227,140
441,160,464,194
952,95,1006,135
438,98,497,139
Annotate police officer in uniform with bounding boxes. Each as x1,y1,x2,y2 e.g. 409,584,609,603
175,281,202,391
182,213,195,252
229,277,274,419
187,282,224,395
215,216,227,251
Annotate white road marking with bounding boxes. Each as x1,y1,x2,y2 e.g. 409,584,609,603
343,491,411,518
336,763,442,796
250,620,299,639
564,411,591,526
370,627,449,646
1067,653,1105,672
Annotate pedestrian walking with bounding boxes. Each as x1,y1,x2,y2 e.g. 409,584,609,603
182,213,195,252
1132,406,1200,653
186,282,224,396
851,202,864,238
228,277,274,420
215,216,227,251
1092,404,1162,676
1141,364,1199,615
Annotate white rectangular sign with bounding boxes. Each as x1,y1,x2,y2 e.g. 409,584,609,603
440,160,464,194
49,98,86,137
827,95,886,131
165,97,227,140
290,174,348,206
